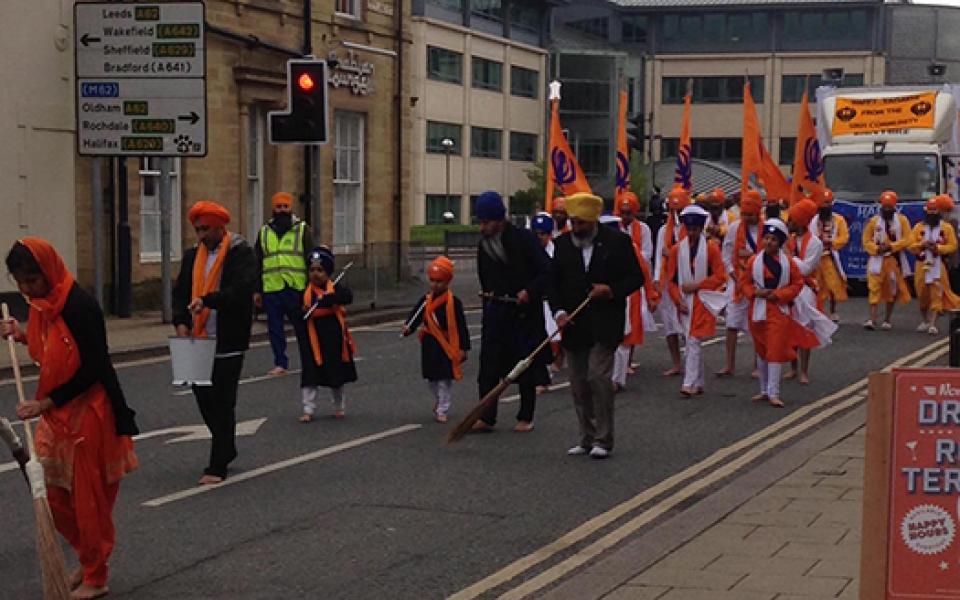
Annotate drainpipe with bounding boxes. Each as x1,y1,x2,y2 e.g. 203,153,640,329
394,0,405,281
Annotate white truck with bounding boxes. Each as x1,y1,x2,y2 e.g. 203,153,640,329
815,85,960,280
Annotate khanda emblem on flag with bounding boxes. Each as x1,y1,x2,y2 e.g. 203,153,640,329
552,146,577,186
803,138,824,182
673,142,692,190
615,150,630,193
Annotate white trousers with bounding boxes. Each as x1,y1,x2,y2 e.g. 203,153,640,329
757,359,782,398
726,298,750,332
657,298,683,337
612,345,631,386
683,337,705,389
301,386,345,415
428,379,453,416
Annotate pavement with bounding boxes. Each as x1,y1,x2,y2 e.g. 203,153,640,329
0,296,948,599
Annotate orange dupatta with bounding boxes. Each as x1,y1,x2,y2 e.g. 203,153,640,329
303,281,355,366
191,232,231,337
418,291,463,380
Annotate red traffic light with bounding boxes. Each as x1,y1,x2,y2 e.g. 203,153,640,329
298,73,316,92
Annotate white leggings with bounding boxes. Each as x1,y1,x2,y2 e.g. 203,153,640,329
301,386,345,415
612,345,631,386
428,380,453,416
757,359,782,398
683,337,705,389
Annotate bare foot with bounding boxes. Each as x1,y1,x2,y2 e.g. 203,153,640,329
714,368,733,378
71,584,109,599
70,568,83,590
783,370,797,381
627,366,636,375
332,410,346,419
612,383,623,394
798,374,810,385
536,385,550,395
768,397,785,408
298,413,313,423
198,474,224,485
751,370,759,379
663,366,682,377
680,387,695,397
435,414,448,424
751,393,769,403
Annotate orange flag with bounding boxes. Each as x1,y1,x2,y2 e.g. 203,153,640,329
673,88,693,191
789,88,825,206
614,88,630,215
741,80,790,200
545,82,592,213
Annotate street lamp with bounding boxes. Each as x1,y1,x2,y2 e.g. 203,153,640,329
441,137,455,222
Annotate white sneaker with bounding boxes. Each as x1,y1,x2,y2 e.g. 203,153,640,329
589,446,610,459
881,322,893,331
567,445,589,456
917,322,930,332
863,319,876,330
830,313,840,323
928,325,940,335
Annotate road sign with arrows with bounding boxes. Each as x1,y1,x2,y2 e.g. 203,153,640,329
74,2,207,157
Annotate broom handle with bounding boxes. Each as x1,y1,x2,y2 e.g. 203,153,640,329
504,296,592,383
1,303,34,452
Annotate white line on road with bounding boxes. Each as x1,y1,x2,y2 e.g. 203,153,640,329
142,423,422,508
449,337,949,600
171,370,303,397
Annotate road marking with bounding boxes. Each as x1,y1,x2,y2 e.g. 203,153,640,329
449,337,948,600
132,418,267,443
171,370,304,396
142,423,422,508
501,382,571,404
0,462,20,475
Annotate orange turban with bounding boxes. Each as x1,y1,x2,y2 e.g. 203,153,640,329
552,197,566,212
620,191,640,213
740,190,762,215
272,192,293,209
925,198,940,213
428,256,454,282
788,199,818,228
667,186,690,211
880,190,898,208
935,194,955,214
706,188,726,205
188,200,231,227
813,188,834,207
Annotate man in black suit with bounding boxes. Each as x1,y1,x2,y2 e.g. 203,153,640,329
549,193,644,459
473,190,550,432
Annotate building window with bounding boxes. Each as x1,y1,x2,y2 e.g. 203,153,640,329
510,66,538,98
568,17,609,39
333,111,365,252
783,10,868,43
779,137,796,166
471,127,502,159
561,81,611,114
510,194,535,216
621,15,648,43
472,57,503,92
662,76,764,104
427,46,463,84
781,73,865,103
335,0,360,19
138,157,182,263
426,195,461,225
509,132,537,162
247,105,265,237
510,3,540,33
427,121,462,154
472,0,502,22
662,12,768,46
661,137,743,163
578,140,609,176
427,0,463,10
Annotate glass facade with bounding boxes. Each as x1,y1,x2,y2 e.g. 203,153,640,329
426,0,463,10
472,0,502,22
427,46,463,84
621,15,648,44
568,17,608,39
511,66,538,98
662,76,764,104
780,9,870,51
779,137,796,166
661,137,743,163
426,121,462,154
509,132,537,162
472,57,503,92
781,73,865,103
471,127,503,159
426,195,461,224
661,12,769,52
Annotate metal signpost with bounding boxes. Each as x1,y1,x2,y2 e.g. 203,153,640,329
75,2,207,321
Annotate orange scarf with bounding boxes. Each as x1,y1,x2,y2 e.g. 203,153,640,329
624,242,648,346
733,222,759,300
626,220,643,249
418,291,463,380
191,232,231,337
304,281,355,366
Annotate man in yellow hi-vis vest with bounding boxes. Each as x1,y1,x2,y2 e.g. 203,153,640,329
254,192,314,375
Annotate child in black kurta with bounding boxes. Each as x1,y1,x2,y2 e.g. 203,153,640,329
402,256,470,423
300,246,357,421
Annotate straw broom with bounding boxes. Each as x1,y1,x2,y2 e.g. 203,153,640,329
2,303,71,600
447,296,591,444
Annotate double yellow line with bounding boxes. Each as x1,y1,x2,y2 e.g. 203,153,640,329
451,337,950,600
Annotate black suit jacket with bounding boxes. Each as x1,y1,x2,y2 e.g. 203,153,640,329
548,225,644,349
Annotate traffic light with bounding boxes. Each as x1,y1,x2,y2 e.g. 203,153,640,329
626,113,644,151
269,59,329,144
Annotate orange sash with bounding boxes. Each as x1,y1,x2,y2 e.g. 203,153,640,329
191,232,231,337
304,281,355,366
733,222,759,301
418,291,463,380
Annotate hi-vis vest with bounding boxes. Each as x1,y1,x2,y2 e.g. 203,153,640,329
260,221,307,292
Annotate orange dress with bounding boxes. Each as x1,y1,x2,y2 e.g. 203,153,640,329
665,239,727,339
741,253,804,363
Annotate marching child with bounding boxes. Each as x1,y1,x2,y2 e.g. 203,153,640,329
402,256,470,423
300,246,357,422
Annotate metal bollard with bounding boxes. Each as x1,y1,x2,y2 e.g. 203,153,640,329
950,310,960,367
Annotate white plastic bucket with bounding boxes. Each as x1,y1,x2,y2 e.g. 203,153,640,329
169,337,216,386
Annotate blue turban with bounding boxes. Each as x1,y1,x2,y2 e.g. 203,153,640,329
308,246,335,275
763,219,789,246
531,213,554,234
475,191,506,221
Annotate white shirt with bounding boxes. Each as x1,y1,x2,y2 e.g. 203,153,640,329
621,219,654,262
203,247,219,338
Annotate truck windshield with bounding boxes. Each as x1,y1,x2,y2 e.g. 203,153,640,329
823,154,939,202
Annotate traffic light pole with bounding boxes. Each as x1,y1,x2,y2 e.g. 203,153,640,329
302,0,315,231
117,157,132,318
159,157,173,324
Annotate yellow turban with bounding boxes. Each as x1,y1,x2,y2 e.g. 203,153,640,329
565,193,603,222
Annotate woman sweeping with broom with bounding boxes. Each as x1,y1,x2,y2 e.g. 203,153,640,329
2,238,139,600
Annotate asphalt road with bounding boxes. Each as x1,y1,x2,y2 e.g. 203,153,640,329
0,298,949,599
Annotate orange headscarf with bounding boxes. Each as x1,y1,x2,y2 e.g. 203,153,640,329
271,192,293,209
740,190,762,215
428,256,454,282
788,199,818,228
419,291,463,380
620,191,640,214
935,194,955,214
880,190,898,208
188,200,231,228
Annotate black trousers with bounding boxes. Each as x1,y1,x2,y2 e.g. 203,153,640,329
193,354,244,478
479,370,536,425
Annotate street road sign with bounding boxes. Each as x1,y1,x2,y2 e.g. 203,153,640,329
75,2,207,157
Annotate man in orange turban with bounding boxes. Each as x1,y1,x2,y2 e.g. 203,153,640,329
173,200,257,484
551,196,570,236
809,188,849,322
909,199,960,334
863,190,913,331
254,191,314,376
